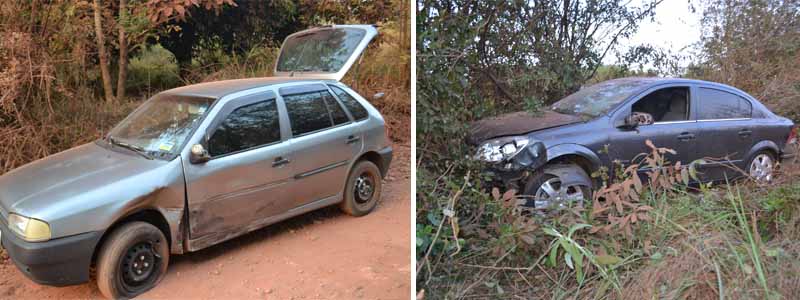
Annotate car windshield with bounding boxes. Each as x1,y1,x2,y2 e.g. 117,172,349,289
551,79,652,118
106,94,214,159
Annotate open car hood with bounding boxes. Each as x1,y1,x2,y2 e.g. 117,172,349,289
466,110,583,145
274,24,378,81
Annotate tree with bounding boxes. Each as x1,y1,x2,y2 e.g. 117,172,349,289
93,0,115,102
689,0,800,120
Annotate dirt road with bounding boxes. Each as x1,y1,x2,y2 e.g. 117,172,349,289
0,144,411,300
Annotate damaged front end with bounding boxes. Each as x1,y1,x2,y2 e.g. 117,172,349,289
472,135,547,190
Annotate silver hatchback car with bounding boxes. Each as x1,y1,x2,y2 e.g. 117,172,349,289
0,25,392,299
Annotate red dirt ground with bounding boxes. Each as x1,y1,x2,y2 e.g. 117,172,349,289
0,144,411,300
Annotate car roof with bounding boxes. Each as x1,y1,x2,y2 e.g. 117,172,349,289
604,76,740,90
161,76,338,99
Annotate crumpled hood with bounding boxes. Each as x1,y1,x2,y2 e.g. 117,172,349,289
466,110,583,145
0,142,165,218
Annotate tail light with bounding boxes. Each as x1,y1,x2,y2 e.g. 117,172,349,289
788,126,797,144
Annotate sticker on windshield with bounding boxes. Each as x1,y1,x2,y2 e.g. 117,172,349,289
198,107,207,114
158,142,175,151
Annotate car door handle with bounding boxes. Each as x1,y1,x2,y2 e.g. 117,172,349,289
346,135,361,144
272,157,290,167
738,129,752,137
677,132,695,141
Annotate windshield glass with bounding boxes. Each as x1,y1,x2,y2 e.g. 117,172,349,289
276,27,366,73
551,79,652,118
107,94,214,159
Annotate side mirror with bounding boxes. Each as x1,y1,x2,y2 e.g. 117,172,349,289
373,92,385,100
622,115,641,129
190,144,211,164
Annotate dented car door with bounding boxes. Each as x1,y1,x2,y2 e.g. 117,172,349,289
183,90,295,249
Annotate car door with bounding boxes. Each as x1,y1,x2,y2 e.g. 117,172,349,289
184,90,295,244
281,84,362,207
694,86,755,182
608,85,698,173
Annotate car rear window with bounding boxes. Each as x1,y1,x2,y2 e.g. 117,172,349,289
208,99,281,157
697,88,752,119
330,85,369,121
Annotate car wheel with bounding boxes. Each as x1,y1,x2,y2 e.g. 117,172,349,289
96,221,169,300
521,165,592,213
748,151,775,183
340,160,383,216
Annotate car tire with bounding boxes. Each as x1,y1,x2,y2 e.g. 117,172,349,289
747,150,776,183
96,221,169,300
340,160,383,216
521,165,592,211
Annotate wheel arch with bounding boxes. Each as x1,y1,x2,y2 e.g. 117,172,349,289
546,144,602,176
91,208,172,264
355,150,389,177
746,140,780,162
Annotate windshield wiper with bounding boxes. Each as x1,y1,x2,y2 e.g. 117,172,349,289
108,136,153,160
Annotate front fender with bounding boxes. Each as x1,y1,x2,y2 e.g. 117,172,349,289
546,143,602,171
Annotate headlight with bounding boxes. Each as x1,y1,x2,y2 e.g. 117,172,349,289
8,213,51,242
474,136,531,163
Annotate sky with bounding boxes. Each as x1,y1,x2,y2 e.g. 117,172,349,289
605,0,704,68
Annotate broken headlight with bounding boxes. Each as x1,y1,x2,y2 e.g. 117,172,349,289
474,136,533,163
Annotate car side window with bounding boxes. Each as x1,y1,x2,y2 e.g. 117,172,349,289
329,85,369,121
284,89,350,136
631,86,690,123
207,99,281,157
322,91,350,125
697,88,752,119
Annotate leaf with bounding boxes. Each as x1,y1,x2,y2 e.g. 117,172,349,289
502,189,516,201
645,139,655,150
519,233,536,245
564,252,574,269
632,172,643,193
491,187,500,201
681,167,690,185
548,244,559,267
568,223,592,237
595,254,623,265
574,251,584,283
543,227,559,237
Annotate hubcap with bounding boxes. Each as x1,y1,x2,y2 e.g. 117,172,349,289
121,241,159,290
531,177,586,209
749,154,774,183
354,173,375,204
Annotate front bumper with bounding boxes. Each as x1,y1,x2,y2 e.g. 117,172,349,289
377,146,393,178
0,219,102,286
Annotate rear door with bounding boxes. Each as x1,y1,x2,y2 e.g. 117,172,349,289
694,86,755,181
274,25,378,81
185,91,295,244
280,84,362,207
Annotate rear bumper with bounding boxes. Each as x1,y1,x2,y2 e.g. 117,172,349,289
377,146,393,178
0,220,102,286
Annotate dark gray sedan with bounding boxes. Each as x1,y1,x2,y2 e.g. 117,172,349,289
469,77,796,209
